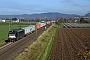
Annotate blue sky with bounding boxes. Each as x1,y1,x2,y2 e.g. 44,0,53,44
0,0,90,15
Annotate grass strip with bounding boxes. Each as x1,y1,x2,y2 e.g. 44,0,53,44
40,25,57,60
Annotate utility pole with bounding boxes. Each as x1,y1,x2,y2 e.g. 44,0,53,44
36,22,37,40
30,19,31,25
36,27,37,40
9,21,10,31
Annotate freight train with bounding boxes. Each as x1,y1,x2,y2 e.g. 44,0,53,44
8,21,51,42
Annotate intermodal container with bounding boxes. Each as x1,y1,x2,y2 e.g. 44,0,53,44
35,24,41,30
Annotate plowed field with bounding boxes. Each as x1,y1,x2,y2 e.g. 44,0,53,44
48,28,90,60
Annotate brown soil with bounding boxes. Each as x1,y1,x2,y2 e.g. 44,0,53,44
48,28,90,60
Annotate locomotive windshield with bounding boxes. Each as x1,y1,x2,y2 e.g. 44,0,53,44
9,31,16,36
8,31,16,39
9,34,15,36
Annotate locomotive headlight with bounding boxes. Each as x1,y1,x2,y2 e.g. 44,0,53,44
9,34,16,38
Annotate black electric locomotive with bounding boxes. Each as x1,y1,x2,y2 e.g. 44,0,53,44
8,28,25,42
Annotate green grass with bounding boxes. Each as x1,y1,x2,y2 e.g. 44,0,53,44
15,24,58,60
0,22,36,45
39,24,58,60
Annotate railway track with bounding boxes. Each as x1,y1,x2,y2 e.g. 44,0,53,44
0,24,51,60
0,42,13,51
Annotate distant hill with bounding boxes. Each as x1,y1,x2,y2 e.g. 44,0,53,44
85,13,90,17
0,12,80,19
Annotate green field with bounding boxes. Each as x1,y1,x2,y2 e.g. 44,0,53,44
0,22,36,45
